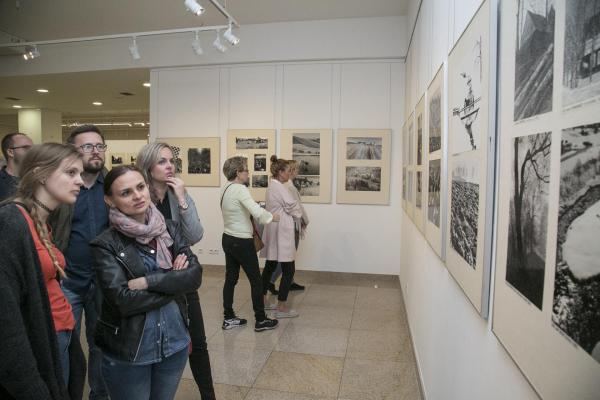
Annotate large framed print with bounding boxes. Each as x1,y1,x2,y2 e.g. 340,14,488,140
414,95,426,232
336,129,391,205
445,0,495,318
157,137,220,187
280,129,332,204
425,65,446,260
493,1,600,399
227,129,276,201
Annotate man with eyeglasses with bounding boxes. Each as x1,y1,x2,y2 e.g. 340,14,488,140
0,132,33,201
49,124,110,400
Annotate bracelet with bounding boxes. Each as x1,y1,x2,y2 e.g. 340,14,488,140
178,201,189,210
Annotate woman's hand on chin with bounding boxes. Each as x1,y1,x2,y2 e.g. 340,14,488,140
166,177,186,202
128,277,148,290
173,254,189,270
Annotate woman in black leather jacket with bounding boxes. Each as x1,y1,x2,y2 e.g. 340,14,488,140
90,165,201,400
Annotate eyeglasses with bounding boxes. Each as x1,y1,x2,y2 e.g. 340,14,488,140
9,145,32,150
79,144,107,153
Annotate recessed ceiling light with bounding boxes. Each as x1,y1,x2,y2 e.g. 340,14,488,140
12,105,22,108
36,88,49,93
92,101,103,106
143,82,151,87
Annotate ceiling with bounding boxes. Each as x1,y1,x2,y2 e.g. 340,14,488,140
0,0,409,42
0,68,150,115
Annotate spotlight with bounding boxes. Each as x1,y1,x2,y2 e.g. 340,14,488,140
129,37,141,60
12,105,22,109
223,21,239,46
184,0,204,16
212,30,227,53
191,31,203,55
23,45,40,60
92,101,103,106
36,88,49,93
143,82,151,87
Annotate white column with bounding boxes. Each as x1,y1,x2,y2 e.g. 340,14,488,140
18,109,63,144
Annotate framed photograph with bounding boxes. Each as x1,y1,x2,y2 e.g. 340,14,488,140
493,2,600,399
105,140,148,170
227,129,276,201
425,65,446,260
446,0,495,318
406,112,416,217
414,95,427,232
279,129,333,203
336,129,391,205
157,137,220,187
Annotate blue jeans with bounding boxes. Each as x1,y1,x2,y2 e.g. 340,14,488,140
62,283,109,399
101,347,189,400
56,330,72,386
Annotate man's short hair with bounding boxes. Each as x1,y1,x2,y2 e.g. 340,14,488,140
67,124,105,145
1,132,27,160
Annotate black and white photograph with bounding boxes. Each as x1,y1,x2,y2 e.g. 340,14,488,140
416,171,422,208
428,159,441,227
514,0,555,121
346,137,382,160
552,122,600,363
429,87,442,153
111,154,124,166
450,37,483,154
294,154,320,175
293,133,320,155
293,175,320,196
450,156,480,268
254,154,266,172
345,166,381,192
252,174,269,188
171,145,183,173
408,170,414,202
409,119,414,164
563,0,600,109
506,132,551,310
235,136,268,150
417,114,423,165
129,155,137,166
402,167,407,201
187,148,211,174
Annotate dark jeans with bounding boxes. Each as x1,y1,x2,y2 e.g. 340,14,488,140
56,330,72,386
222,233,266,321
62,283,109,400
262,260,295,301
271,228,300,284
186,290,216,400
101,347,188,400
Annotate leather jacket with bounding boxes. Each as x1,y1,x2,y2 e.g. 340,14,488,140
90,220,202,362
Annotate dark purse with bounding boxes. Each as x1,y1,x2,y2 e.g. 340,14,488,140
221,184,265,253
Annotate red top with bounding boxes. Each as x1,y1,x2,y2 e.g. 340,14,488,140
18,205,75,332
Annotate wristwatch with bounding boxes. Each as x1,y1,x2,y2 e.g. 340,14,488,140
178,201,189,210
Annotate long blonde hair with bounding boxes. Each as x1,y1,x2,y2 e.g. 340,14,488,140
15,143,83,278
136,142,173,202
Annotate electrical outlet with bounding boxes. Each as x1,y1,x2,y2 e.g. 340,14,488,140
197,249,203,254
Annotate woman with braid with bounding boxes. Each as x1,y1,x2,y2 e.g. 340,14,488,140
0,143,85,400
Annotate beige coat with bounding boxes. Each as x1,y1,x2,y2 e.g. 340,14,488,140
260,179,303,262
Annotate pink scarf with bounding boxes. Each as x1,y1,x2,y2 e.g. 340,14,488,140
109,203,174,270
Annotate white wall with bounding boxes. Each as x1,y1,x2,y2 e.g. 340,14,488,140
151,60,404,275
401,1,539,399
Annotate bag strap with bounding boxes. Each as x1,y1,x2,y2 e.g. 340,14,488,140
220,183,234,209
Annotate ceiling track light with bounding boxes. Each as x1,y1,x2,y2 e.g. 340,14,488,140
191,31,203,56
213,30,227,53
223,20,239,46
23,45,40,60
129,37,141,60
184,0,205,16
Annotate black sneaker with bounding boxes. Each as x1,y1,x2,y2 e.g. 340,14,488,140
254,318,279,332
290,282,305,291
222,317,247,330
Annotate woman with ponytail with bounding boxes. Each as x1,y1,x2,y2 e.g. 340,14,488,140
0,143,85,400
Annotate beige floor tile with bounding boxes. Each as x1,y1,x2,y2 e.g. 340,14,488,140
351,308,408,332
307,284,358,294
175,379,249,400
208,320,288,352
245,388,335,400
301,290,357,310
339,358,421,400
293,305,354,329
254,351,344,398
276,323,349,358
355,287,405,311
346,329,411,362
205,343,272,387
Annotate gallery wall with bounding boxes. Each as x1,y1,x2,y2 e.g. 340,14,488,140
400,0,540,399
150,60,405,275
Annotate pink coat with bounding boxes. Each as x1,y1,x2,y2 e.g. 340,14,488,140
260,179,303,262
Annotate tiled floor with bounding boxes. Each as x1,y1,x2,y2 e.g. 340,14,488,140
84,266,423,400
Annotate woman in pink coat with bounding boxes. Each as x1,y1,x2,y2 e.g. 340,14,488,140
260,156,303,318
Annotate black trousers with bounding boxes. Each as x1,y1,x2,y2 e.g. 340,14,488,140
221,233,266,321
186,291,216,400
262,260,295,302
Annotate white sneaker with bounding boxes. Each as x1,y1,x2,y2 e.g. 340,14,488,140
264,303,278,310
275,309,299,318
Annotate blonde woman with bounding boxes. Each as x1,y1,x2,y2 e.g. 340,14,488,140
136,142,215,399
0,143,85,399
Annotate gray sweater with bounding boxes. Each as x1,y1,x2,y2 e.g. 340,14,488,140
166,189,204,246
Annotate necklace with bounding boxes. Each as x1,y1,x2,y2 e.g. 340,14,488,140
33,198,53,214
